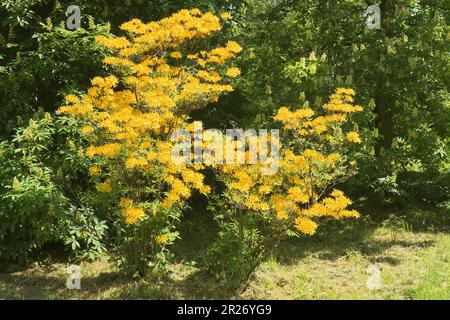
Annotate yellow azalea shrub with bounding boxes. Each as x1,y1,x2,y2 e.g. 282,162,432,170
58,9,241,275
207,88,363,283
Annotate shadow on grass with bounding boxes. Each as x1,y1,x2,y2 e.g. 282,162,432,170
0,245,71,274
0,273,67,299
274,219,375,265
277,208,446,269
1,199,447,299
84,268,236,299
171,200,219,263
156,199,446,297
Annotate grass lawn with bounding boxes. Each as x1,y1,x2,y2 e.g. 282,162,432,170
1,203,449,300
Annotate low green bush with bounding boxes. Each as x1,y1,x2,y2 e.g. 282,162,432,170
0,113,107,262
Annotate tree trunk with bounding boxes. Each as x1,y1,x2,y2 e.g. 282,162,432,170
374,0,395,157
375,92,394,157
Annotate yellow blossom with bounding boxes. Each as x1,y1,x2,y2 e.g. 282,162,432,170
120,198,133,207
65,94,79,103
125,157,148,169
89,166,101,175
81,126,94,135
122,207,145,224
226,67,241,78
347,131,361,143
155,234,170,244
295,217,318,235
97,181,112,193
170,51,182,59
220,12,232,21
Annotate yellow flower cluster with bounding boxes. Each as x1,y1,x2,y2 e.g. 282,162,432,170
274,106,315,130
119,198,145,224
347,131,361,143
274,88,363,137
86,143,122,158
125,157,148,169
155,234,169,244
219,89,362,236
220,12,232,21
294,217,318,235
323,88,364,113
300,189,360,219
58,10,242,215
122,207,145,225
120,198,133,208
97,181,112,193
226,67,241,78
89,166,101,175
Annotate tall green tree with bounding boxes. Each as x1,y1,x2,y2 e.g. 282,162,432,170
225,0,449,179
0,0,241,135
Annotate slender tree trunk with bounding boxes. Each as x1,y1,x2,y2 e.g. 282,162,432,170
374,0,395,157
238,209,244,256
375,92,394,156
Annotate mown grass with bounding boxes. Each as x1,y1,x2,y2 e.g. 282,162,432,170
0,203,449,300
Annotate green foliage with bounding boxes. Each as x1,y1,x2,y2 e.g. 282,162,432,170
113,204,182,277
0,23,110,135
204,219,264,288
0,113,107,262
365,171,450,207
0,1,242,135
223,0,449,181
0,0,448,294
1,0,46,29
204,88,365,285
205,191,268,288
405,235,450,299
